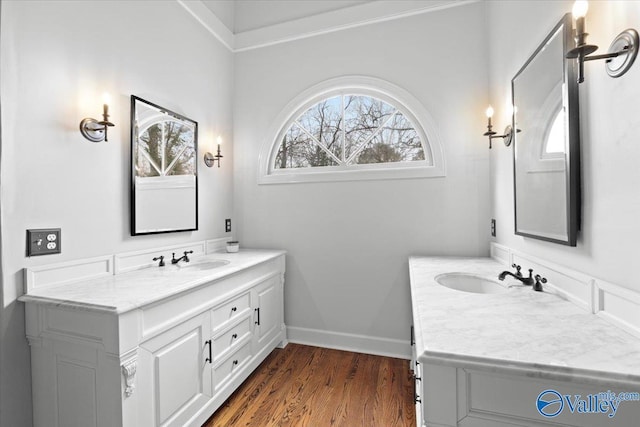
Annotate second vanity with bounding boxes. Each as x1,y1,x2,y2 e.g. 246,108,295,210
20,249,286,427
409,257,640,427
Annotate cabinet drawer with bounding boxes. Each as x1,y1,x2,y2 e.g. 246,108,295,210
213,341,252,392
212,292,250,330
212,316,252,362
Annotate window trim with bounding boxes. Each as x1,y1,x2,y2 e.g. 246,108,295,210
258,76,445,184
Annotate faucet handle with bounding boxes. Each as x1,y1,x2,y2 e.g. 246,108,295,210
153,255,165,267
533,274,547,292
511,263,522,277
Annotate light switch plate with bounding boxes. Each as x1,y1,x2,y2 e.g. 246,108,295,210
27,228,61,256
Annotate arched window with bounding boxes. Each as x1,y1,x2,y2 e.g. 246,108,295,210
259,77,445,184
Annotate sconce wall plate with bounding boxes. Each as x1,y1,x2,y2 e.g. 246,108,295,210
79,101,114,143
79,118,106,143
502,125,514,147
203,152,216,167
605,29,638,78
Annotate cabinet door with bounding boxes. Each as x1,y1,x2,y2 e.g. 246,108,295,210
254,276,282,347
138,312,212,427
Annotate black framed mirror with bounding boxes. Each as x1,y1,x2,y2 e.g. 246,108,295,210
131,96,198,235
512,13,581,246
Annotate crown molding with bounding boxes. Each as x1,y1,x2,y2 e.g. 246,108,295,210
177,0,479,53
177,0,235,51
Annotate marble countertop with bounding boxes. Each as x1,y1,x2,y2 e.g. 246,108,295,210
409,256,640,385
19,250,285,314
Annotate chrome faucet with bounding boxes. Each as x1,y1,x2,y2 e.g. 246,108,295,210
171,250,193,264
498,266,535,286
498,265,547,292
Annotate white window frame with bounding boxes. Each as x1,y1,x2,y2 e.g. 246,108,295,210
258,76,445,184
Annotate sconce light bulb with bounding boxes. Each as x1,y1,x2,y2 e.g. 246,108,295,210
102,92,111,105
216,136,222,146
485,106,494,118
572,0,588,19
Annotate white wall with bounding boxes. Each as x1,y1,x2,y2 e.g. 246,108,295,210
488,1,640,292
0,1,234,425
234,2,490,354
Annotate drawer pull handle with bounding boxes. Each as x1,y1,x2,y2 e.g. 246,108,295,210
231,307,237,312
255,308,260,325
205,340,212,364
415,377,421,382
232,333,238,339
232,359,238,366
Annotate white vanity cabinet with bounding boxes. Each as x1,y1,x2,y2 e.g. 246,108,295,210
409,257,640,427
137,311,213,426
22,252,286,427
254,275,281,346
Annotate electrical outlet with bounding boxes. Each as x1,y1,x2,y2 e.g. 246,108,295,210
490,219,496,237
225,218,231,233
27,228,61,256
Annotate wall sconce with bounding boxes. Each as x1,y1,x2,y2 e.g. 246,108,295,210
79,93,115,142
566,0,639,83
204,136,223,168
483,106,513,149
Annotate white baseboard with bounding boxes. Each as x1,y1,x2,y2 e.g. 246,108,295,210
287,326,411,360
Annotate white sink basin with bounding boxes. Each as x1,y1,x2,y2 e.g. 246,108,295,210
178,259,230,271
435,273,509,294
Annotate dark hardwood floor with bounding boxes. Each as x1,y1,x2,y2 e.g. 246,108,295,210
203,343,415,426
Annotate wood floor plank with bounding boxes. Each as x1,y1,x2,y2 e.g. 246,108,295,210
244,345,322,426
203,344,414,427
212,346,298,426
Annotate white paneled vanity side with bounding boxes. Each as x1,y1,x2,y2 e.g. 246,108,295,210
409,254,640,427
20,248,286,427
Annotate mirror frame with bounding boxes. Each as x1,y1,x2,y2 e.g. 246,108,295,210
511,13,581,246
130,95,199,236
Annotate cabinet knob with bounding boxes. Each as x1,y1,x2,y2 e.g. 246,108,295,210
231,307,237,312
232,333,238,339
232,360,238,366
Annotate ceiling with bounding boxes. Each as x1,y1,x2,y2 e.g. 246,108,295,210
190,0,473,52
201,0,373,33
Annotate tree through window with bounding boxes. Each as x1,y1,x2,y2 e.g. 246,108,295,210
274,95,427,170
